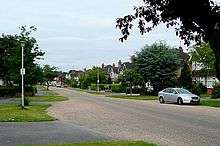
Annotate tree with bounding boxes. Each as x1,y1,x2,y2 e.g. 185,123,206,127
133,42,181,92
118,69,144,94
191,42,215,70
42,65,58,90
179,62,193,90
191,42,216,85
116,0,220,80
79,67,107,89
0,26,44,86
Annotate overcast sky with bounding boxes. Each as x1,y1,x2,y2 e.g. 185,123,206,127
0,0,192,71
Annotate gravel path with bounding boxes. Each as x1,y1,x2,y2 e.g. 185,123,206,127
48,87,220,146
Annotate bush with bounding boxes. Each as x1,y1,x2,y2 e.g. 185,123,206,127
0,86,36,97
112,84,126,93
0,87,17,97
90,84,112,91
211,84,220,99
191,82,207,96
24,97,30,106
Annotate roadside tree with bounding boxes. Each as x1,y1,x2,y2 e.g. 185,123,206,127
116,0,220,80
42,65,58,90
79,67,107,89
133,42,181,93
0,26,44,86
118,69,144,94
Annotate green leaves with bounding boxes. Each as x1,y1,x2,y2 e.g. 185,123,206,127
0,26,44,86
133,42,181,92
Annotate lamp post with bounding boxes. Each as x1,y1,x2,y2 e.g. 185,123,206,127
97,69,100,92
20,42,25,108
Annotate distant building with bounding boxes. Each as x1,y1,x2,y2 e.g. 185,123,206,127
191,62,219,92
102,60,133,82
66,70,84,80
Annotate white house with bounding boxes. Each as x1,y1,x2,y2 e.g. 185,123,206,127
192,62,219,91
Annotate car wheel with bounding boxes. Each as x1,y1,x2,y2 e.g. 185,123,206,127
177,97,183,105
159,97,165,104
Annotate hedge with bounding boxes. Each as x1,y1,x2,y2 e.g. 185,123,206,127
212,84,220,99
89,84,126,93
0,86,36,97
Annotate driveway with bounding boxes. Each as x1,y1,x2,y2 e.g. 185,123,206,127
48,87,220,146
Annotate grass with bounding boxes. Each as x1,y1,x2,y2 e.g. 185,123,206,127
28,95,68,102
18,141,157,146
200,99,220,107
108,95,157,100
0,104,54,122
0,86,67,122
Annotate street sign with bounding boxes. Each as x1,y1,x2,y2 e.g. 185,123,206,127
20,68,25,75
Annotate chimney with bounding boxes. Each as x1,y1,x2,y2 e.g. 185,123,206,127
113,63,115,68
118,60,122,69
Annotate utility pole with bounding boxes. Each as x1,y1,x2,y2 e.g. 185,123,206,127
97,68,100,92
20,43,25,109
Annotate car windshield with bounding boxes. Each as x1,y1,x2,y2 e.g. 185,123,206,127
175,89,192,94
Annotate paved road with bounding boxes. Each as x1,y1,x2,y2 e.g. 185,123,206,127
48,87,220,146
0,121,110,146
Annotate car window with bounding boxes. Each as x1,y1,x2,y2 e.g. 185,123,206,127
170,89,177,94
163,89,169,93
176,89,191,94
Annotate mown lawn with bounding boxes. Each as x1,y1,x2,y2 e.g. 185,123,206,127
200,99,220,107
107,95,157,100
28,95,68,102
19,141,157,146
0,104,54,122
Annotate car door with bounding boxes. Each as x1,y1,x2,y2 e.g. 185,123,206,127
164,88,172,101
169,89,178,102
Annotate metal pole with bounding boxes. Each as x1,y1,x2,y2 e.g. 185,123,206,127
97,69,100,92
21,44,24,108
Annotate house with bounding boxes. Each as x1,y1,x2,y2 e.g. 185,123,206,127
102,60,133,82
66,70,84,80
191,62,219,93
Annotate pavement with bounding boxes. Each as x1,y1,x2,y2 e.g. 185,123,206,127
0,121,110,146
47,87,220,146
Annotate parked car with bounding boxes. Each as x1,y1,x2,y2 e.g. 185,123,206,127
56,84,62,88
158,88,200,105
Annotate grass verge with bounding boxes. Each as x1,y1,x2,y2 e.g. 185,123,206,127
0,104,54,122
108,95,157,100
18,141,157,146
201,99,220,107
28,95,68,102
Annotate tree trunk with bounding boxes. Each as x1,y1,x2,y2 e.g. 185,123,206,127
130,84,132,95
46,81,49,90
208,29,220,81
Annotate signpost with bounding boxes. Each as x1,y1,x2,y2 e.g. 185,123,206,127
21,43,25,108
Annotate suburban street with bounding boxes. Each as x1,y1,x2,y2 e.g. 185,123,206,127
48,87,220,146
0,121,109,146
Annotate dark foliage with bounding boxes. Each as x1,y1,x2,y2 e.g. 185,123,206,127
116,0,220,80
212,84,220,99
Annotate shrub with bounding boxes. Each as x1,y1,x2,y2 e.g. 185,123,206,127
191,82,207,96
0,87,16,97
0,86,36,97
112,84,126,93
24,97,30,106
90,84,111,91
211,84,220,99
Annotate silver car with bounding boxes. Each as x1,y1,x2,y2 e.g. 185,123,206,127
158,88,200,105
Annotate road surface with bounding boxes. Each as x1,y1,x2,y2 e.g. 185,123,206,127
48,87,220,146
0,121,109,146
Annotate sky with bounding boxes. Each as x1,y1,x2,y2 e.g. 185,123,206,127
0,0,187,71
